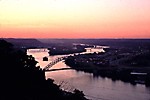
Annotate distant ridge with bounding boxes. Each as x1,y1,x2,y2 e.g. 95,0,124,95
1,38,46,48
38,38,150,48
1,38,150,49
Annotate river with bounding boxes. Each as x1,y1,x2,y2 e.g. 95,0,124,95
27,48,150,100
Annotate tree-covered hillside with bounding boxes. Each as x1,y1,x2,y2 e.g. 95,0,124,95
0,40,88,100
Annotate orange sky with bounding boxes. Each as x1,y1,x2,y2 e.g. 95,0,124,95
0,0,150,38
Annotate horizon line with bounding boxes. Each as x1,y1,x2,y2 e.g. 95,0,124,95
1,37,150,40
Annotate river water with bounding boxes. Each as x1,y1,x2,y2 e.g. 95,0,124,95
27,48,150,100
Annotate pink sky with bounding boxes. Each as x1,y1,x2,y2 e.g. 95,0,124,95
0,0,150,38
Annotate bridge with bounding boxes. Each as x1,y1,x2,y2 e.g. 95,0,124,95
45,68,73,72
43,56,69,71
43,53,101,72
43,45,107,72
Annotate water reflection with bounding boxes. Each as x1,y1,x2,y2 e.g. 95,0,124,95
27,48,150,100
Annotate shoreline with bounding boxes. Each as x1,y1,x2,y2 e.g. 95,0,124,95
64,50,150,86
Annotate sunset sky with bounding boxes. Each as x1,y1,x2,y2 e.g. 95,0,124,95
0,0,150,38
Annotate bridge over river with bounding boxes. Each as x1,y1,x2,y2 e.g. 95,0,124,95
43,46,107,71
43,56,68,71
43,55,95,72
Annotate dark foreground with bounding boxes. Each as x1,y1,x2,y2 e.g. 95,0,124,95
0,40,88,100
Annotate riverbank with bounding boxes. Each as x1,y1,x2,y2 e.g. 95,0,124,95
47,44,94,55
49,47,86,55
65,47,150,86
0,40,88,100
27,45,150,100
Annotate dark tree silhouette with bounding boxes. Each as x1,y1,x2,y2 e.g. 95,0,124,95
0,40,88,100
